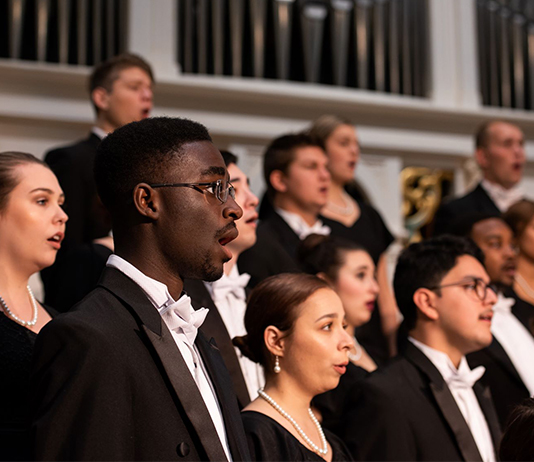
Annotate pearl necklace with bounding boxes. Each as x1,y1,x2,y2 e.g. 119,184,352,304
515,273,534,300
348,336,363,362
0,285,38,327
325,190,355,216
258,388,328,456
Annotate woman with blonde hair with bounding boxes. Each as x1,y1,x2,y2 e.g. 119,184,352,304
0,152,67,460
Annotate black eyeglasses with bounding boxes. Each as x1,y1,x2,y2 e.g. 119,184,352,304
428,278,497,302
149,179,236,204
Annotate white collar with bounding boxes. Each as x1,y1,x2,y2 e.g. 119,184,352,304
91,126,108,140
408,336,480,386
480,179,523,212
275,207,331,239
106,254,177,310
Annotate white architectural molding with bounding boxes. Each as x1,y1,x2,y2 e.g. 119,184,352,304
126,0,179,78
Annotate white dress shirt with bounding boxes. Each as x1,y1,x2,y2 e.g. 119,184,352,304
409,337,496,462
481,179,523,212
91,126,108,140
491,293,534,395
275,207,331,240
205,265,265,400
106,255,232,461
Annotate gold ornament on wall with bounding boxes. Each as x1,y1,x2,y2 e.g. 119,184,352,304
401,167,453,243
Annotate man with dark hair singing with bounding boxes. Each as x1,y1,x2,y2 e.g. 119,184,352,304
43,53,154,309
31,117,250,461
350,236,501,461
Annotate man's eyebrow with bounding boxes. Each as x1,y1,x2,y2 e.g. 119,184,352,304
199,166,226,177
230,177,241,183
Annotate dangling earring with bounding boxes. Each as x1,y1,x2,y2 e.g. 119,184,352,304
274,355,281,374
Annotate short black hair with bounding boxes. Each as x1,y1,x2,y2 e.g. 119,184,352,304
94,117,212,213
298,234,368,281
447,212,502,239
220,150,238,167
394,235,484,333
263,133,322,200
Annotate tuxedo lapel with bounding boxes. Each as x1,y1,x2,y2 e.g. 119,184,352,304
405,344,483,462
486,338,525,386
270,212,302,259
473,382,502,449
473,184,501,214
196,332,249,462
185,279,251,408
98,268,229,462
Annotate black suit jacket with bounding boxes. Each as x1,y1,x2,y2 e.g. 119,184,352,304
238,212,301,288
433,183,500,235
31,268,250,461
467,293,532,428
184,278,251,408
467,337,530,429
351,342,501,461
45,133,111,248
43,134,112,309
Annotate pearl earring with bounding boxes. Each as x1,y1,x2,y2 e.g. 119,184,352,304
274,356,281,374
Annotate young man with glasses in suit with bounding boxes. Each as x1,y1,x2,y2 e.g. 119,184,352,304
348,236,501,462
32,117,250,461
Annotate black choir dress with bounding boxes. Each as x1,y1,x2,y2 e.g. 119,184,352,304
242,410,354,461
313,363,368,459
0,306,56,461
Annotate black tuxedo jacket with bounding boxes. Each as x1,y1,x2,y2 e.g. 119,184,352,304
467,293,532,428
350,342,501,461
43,134,112,309
184,278,251,408
507,288,534,336
433,183,500,235
238,212,301,288
31,268,250,461
45,133,111,248
467,337,530,429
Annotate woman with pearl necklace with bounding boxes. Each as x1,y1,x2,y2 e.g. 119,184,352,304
234,273,354,461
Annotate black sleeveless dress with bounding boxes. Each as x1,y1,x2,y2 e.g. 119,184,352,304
242,410,354,461
0,306,56,461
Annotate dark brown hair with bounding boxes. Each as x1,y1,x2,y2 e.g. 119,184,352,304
263,133,322,201
0,152,49,211
504,199,534,238
233,273,331,374
89,53,154,112
298,234,368,282
499,398,534,461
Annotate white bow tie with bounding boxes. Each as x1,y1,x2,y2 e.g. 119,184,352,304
446,365,485,390
160,295,209,345
302,221,331,239
492,295,515,315
210,273,250,302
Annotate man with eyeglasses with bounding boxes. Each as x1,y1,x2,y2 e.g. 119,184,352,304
450,213,534,428
31,117,250,461
349,236,501,462
184,151,264,409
